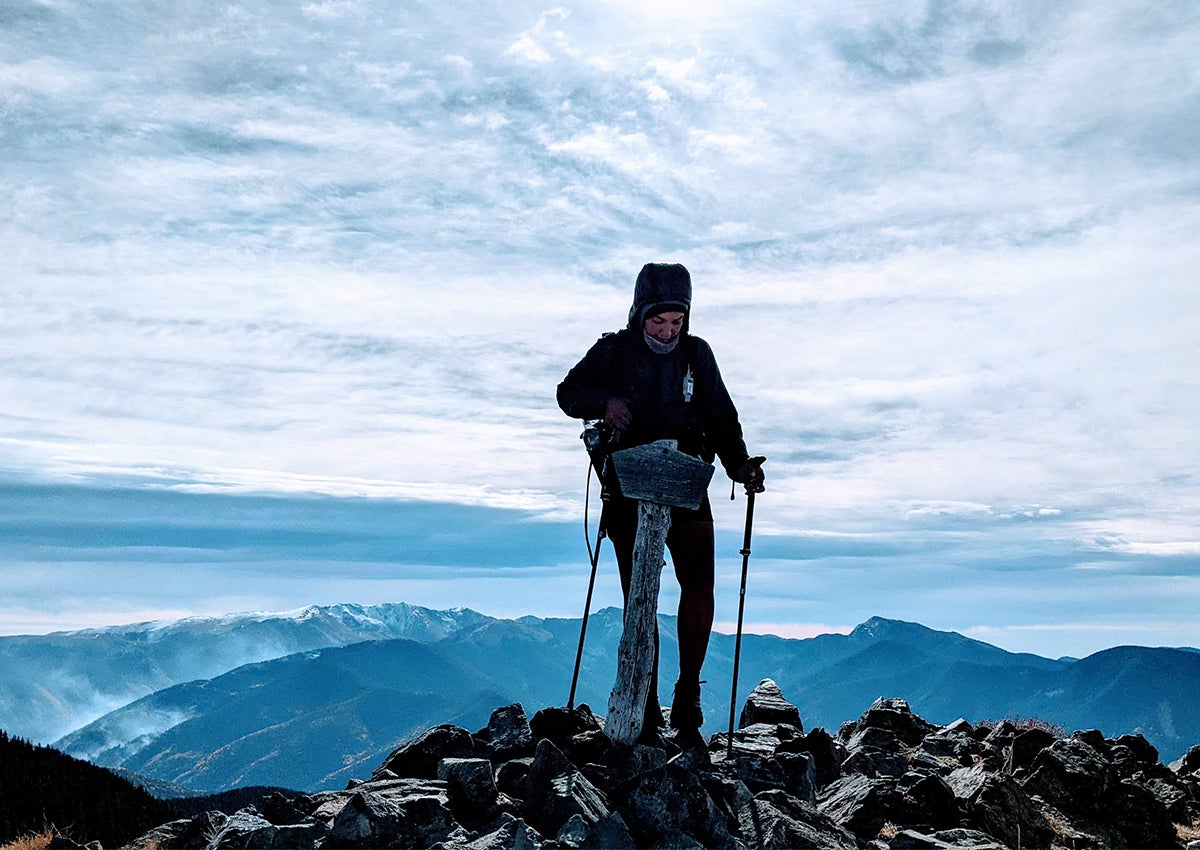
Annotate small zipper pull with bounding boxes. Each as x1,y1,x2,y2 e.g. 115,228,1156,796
683,365,694,403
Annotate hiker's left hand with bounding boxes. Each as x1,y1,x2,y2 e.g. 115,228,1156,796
735,456,766,494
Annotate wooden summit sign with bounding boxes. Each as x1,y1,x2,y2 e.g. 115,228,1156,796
605,440,714,745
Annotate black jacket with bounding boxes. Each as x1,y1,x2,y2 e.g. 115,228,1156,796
556,328,750,482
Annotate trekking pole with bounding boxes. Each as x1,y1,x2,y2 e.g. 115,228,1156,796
727,488,756,758
568,523,605,710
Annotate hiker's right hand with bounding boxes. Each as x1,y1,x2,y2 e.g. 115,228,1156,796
605,397,632,430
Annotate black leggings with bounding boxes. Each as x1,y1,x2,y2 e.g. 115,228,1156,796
601,497,716,710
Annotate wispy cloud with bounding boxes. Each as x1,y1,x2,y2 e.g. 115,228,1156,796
2,0,1197,656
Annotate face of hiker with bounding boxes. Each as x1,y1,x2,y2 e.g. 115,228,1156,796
644,311,685,344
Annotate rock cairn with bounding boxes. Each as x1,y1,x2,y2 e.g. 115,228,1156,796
120,681,1200,849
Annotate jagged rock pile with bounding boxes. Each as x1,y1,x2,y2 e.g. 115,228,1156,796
122,680,1200,850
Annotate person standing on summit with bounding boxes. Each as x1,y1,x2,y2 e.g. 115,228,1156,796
556,262,765,738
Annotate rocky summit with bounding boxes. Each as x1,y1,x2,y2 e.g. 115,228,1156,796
118,680,1200,850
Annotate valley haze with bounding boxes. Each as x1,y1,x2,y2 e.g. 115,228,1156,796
3,601,1199,796
2,0,1198,661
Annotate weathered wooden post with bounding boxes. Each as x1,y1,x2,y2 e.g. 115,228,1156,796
605,439,714,745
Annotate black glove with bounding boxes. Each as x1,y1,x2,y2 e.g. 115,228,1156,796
734,456,766,494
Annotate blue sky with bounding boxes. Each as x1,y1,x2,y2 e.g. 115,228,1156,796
2,0,1198,658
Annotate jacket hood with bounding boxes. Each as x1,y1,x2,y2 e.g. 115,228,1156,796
627,263,692,333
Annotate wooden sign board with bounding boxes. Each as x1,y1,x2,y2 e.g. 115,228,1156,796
611,440,715,510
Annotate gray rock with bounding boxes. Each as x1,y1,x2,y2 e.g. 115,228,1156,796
818,774,894,840
556,813,590,848
852,698,935,747
776,752,817,804
327,784,458,849
568,727,613,765
888,827,1008,849
843,719,920,778
1103,778,1179,850
123,813,227,850
529,704,603,751
595,742,669,799
1141,772,1192,821
459,815,542,850
328,791,406,848
738,789,858,850
1008,727,1057,774
1112,733,1159,767
948,765,1052,849
374,724,477,779
1021,737,1112,814
439,757,506,826
1171,744,1200,776
711,722,802,762
497,757,533,800
621,761,732,848
777,727,843,788
738,679,803,730
894,772,961,831
582,811,637,849
520,738,609,838
489,704,535,761
731,753,788,794
841,743,910,779
699,772,754,826
199,807,325,849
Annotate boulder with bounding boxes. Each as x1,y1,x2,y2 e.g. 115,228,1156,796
594,742,669,799
1102,778,1180,850
852,697,936,747
520,738,609,837
1111,733,1159,767
122,813,227,850
568,727,614,765
496,757,532,800
488,703,536,761
202,809,298,850
620,761,733,848
888,827,1008,849
1009,727,1057,774
581,811,637,849
328,792,406,848
529,704,602,751
893,772,961,831
738,789,858,850
374,724,476,779
841,730,911,780
731,753,788,794
443,813,542,850
777,727,843,787
1021,737,1112,815
818,774,894,840
438,757,508,827
775,752,818,804
738,679,804,730
948,765,1053,849
712,721,802,762
1171,744,1200,776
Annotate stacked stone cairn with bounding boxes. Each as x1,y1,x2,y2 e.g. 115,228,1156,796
122,680,1200,849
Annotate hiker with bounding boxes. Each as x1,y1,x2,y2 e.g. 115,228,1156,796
556,262,765,737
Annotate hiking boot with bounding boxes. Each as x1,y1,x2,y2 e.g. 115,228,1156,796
669,678,703,730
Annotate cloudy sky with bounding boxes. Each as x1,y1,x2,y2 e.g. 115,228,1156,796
3,0,1198,658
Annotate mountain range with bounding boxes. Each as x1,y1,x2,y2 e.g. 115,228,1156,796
3,603,1199,794
0,602,489,744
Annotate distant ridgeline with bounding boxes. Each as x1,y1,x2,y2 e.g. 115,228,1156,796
2,604,1200,797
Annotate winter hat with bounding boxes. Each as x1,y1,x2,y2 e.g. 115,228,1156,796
645,301,688,317
628,263,692,330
